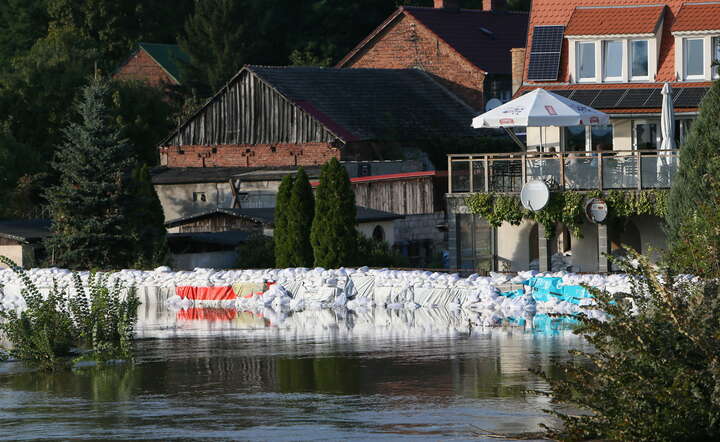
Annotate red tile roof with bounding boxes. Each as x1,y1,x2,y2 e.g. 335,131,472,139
565,5,665,36
525,0,688,84
672,2,720,32
338,7,528,75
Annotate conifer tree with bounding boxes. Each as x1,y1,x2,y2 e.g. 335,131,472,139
128,164,168,267
45,77,163,269
274,174,294,268
285,167,315,267
666,78,720,244
311,158,357,268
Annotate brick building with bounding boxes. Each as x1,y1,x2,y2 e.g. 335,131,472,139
114,42,189,87
337,0,529,110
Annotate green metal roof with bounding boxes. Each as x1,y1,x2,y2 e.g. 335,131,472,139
138,42,189,84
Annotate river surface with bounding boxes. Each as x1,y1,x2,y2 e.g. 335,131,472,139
0,305,590,441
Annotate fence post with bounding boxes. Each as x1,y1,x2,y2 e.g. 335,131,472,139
448,156,453,194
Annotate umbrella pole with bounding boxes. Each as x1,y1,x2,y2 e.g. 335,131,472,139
503,127,526,150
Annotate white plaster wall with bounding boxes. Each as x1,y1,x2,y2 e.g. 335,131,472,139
526,126,562,152
0,245,27,268
155,182,234,222
357,220,396,246
496,220,535,272
612,119,633,150
572,220,599,272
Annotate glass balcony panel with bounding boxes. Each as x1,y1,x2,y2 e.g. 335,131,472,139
601,155,638,189
526,156,561,189
472,161,486,193
488,159,522,193
564,154,599,190
641,154,678,188
451,160,470,193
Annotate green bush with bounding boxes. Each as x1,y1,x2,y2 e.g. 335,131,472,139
237,234,275,269
0,256,140,369
539,251,720,441
355,235,409,268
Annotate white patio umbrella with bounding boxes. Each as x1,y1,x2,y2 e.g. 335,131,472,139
472,88,610,129
660,83,676,149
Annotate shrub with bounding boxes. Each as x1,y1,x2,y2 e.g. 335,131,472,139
0,256,140,369
538,251,720,441
236,234,275,269
355,235,409,268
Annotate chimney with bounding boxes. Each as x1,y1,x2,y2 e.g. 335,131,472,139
483,0,507,11
511,47,526,95
434,0,460,11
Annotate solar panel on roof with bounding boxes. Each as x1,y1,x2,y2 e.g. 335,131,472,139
570,90,600,106
527,26,564,81
592,89,627,108
527,52,561,81
552,90,574,98
674,87,709,108
616,89,654,108
643,88,662,108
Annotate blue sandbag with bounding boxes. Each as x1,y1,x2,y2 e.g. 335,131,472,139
560,285,593,304
532,314,580,333
499,289,525,299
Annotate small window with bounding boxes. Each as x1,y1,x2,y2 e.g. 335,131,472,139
630,40,649,79
684,38,704,79
192,192,207,202
577,42,596,81
634,120,660,150
603,40,623,80
372,225,385,242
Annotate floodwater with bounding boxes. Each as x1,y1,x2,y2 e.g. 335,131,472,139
0,304,590,441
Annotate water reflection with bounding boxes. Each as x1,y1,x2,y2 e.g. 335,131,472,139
0,304,590,440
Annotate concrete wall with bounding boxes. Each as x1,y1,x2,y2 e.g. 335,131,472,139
612,119,633,150
633,215,666,262
0,244,34,268
357,220,397,246
496,220,535,272
526,126,562,151
155,182,235,222
394,213,445,246
571,220,599,272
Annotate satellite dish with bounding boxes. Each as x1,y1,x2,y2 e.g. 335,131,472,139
520,180,550,212
585,198,608,224
485,98,503,112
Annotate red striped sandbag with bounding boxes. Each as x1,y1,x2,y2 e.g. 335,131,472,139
176,308,238,321
175,286,237,301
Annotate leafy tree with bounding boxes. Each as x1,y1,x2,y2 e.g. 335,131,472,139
44,77,154,269
666,79,720,247
285,167,315,267
0,0,49,65
355,234,409,268
237,233,275,269
538,251,720,441
311,158,357,268
274,174,294,268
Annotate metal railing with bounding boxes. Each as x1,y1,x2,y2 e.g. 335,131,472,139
447,150,679,193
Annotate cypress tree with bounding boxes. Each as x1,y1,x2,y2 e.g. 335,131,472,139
45,78,139,269
286,167,315,267
311,158,357,268
666,79,720,243
274,174,294,268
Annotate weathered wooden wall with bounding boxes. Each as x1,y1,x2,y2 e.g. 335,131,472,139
177,214,263,233
164,70,336,147
353,177,436,215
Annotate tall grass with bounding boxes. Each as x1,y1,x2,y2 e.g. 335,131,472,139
0,256,140,370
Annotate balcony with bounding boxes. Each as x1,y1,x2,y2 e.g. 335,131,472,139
447,150,679,194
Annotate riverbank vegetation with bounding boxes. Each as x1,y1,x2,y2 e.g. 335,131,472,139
0,256,139,370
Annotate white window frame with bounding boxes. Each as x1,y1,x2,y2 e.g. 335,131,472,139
576,41,599,82
603,40,625,82
674,33,720,81
712,37,720,80
684,38,705,80
630,39,650,81
568,36,656,84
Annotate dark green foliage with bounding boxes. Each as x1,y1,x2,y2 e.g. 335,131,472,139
539,251,720,441
355,235,409,268
0,256,140,369
236,234,275,269
311,158,358,268
667,79,720,244
285,168,315,268
127,165,168,268
0,0,49,64
45,78,164,269
274,174,295,268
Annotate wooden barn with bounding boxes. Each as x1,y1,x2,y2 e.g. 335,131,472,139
158,66,482,169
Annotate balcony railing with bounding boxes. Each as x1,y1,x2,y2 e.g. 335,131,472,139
447,150,679,194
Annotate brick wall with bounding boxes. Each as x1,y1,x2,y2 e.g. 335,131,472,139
161,143,340,168
343,13,486,110
511,47,526,95
114,49,178,87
